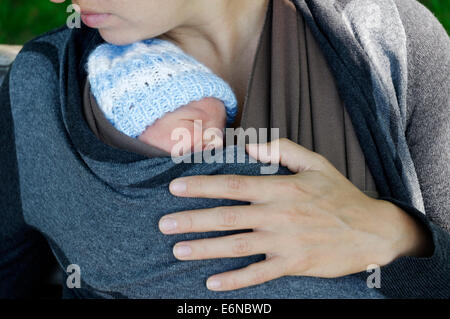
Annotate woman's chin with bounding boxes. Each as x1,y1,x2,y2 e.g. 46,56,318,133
97,29,143,46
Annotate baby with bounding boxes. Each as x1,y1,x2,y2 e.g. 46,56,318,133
87,39,237,156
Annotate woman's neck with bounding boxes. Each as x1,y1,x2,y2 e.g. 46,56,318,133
159,0,269,80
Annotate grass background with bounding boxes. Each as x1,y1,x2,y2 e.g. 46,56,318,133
0,0,449,44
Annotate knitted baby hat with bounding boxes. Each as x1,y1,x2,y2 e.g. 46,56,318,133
87,39,238,138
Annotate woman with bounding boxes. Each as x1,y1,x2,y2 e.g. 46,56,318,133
0,0,448,298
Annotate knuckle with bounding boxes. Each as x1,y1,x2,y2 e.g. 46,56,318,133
231,237,251,256
277,260,289,277
189,176,204,191
279,137,290,146
290,179,306,194
314,153,330,168
282,206,301,223
275,177,307,196
183,176,207,196
219,207,240,228
181,214,193,231
226,175,244,192
251,266,268,284
288,250,313,275
226,275,240,290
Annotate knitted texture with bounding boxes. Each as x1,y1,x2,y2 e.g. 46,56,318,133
87,39,237,138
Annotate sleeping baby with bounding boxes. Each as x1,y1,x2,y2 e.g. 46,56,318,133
87,38,238,157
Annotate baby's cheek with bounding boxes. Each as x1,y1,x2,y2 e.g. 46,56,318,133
139,120,202,156
168,122,199,156
138,124,174,153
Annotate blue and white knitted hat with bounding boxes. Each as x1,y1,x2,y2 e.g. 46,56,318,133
87,39,238,138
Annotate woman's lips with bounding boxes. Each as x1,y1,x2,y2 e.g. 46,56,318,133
81,13,112,28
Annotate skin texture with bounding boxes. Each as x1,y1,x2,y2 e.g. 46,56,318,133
138,98,226,156
51,0,432,292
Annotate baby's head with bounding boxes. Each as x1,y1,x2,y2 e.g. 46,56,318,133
87,39,237,156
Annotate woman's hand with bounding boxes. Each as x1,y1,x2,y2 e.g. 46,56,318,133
159,138,432,291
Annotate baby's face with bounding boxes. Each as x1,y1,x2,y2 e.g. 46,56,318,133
138,98,226,156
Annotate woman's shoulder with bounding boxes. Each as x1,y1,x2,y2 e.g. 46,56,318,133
393,0,449,124
11,25,98,76
13,26,71,62
9,25,99,95
395,0,449,51
394,0,449,74
8,27,70,86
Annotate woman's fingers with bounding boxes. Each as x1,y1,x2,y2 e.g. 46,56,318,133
172,232,275,260
159,204,271,234
246,138,329,173
169,174,289,203
169,138,332,202
206,257,286,291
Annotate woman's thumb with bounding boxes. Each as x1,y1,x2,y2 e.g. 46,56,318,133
246,138,327,173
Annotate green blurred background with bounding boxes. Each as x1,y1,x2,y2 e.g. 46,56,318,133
0,0,449,44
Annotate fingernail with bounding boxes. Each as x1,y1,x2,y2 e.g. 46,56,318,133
170,180,187,194
160,218,177,232
174,245,192,257
207,278,222,290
